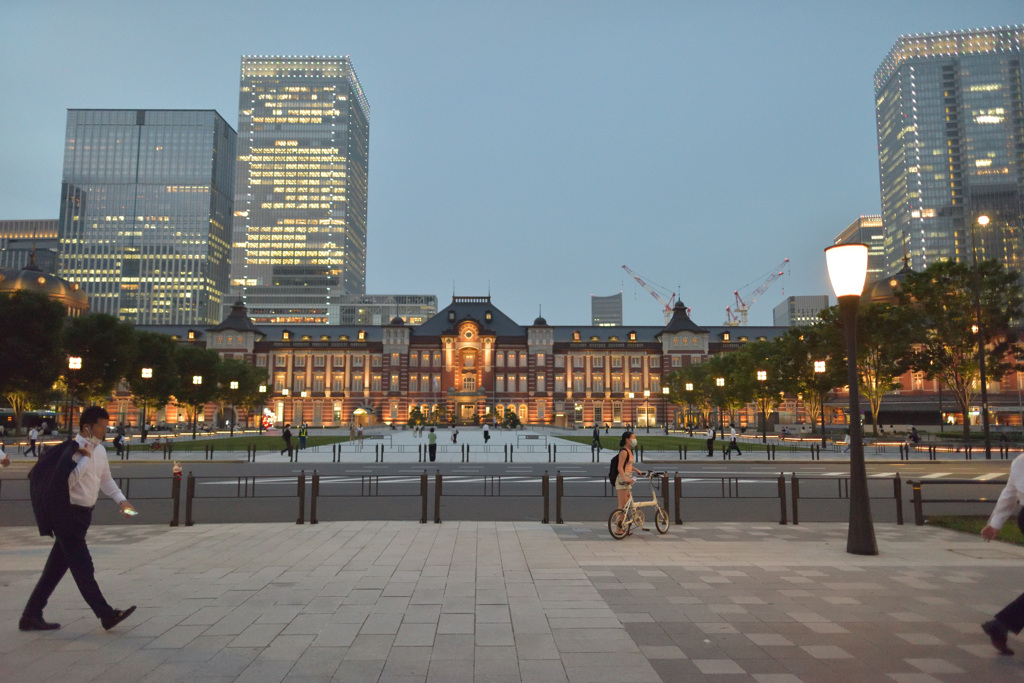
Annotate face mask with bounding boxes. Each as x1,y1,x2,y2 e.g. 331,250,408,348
630,438,637,448
84,427,103,447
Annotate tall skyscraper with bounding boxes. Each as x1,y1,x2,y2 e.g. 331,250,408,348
0,220,59,273
591,293,623,326
58,110,236,325
233,56,370,324
772,295,829,327
875,26,1024,274
834,215,885,281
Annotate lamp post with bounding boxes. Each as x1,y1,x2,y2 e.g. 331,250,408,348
627,392,634,430
814,360,827,446
971,214,992,459
662,386,670,432
715,377,725,432
67,356,82,437
191,375,202,440
825,243,877,555
258,385,267,434
229,380,239,437
685,382,693,429
757,370,768,443
643,389,651,433
140,367,152,442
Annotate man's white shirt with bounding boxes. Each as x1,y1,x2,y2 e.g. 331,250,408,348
987,453,1024,530
68,435,126,507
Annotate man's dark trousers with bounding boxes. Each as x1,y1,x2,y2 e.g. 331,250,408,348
27,440,37,457
706,439,715,457
429,444,437,462
995,594,1024,634
24,505,113,620
726,439,742,456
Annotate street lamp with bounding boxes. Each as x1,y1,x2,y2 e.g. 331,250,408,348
814,360,827,446
825,243,877,555
662,386,670,432
757,370,768,443
258,384,267,434
643,389,651,433
685,382,694,429
140,367,153,442
229,380,239,437
971,214,992,459
191,375,202,440
67,356,82,436
715,377,725,432
627,392,634,429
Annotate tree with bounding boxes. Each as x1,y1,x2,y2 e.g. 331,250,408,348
503,408,521,429
61,314,137,405
0,291,65,434
772,325,846,437
736,340,789,438
217,358,265,431
126,331,179,428
173,345,221,436
899,260,1023,441
407,406,425,427
819,302,918,436
666,362,716,427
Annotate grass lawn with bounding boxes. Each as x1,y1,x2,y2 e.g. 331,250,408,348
926,515,1024,545
560,434,794,453
143,435,349,452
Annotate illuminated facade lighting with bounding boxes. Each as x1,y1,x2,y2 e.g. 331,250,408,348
58,109,237,325
232,56,370,325
874,26,1024,275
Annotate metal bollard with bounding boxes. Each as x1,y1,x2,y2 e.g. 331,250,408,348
185,472,195,526
894,473,903,525
170,474,181,527
911,481,924,525
434,472,443,524
542,472,549,524
778,473,787,525
556,473,564,524
553,444,558,463
679,444,684,460
791,475,800,525
509,444,514,462
296,471,305,525
547,444,552,463
674,473,682,525
661,474,670,516
420,471,428,523
310,471,319,524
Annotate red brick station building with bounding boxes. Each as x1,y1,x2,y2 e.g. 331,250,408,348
121,292,1023,432
129,296,786,430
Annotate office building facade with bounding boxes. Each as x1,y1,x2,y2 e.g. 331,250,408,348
58,109,236,325
875,26,1024,274
0,219,59,273
335,294,437,325
591,292,623,326
834,215,886,281
772,295,830,327
233,56,370,324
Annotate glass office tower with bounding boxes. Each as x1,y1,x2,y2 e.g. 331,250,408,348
875,27,1024,275
58,110,236,325
233,56,370,324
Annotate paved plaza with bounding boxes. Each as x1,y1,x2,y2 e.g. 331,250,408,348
3,519,1024,682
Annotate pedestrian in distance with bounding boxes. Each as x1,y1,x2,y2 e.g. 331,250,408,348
356,423,364,447
842,429,851,453
725,423,742,456
298,422,308,450
428,427,437,462
981,452,1024,655
27,425,39,457
483,422,490,444
706,426,716,457
21,406,136,632
280,424,293,457
613,431,644,535
349,422,357,443
452,426,459,444
1,440,9,468
592,424,602,452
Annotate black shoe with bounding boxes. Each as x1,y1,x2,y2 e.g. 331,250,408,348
19,614,60,631
983,620,1015,655
101,606,136,631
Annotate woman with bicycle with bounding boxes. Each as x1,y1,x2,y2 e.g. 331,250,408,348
614,431,644,534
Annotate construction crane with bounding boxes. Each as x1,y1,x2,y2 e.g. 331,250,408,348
723,258,789,326
622,265,677,324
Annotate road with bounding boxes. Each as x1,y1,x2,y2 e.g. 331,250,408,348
0,458,1011,528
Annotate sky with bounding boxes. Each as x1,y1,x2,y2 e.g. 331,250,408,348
2,1,1022,327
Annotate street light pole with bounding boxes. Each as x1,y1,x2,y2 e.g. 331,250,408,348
67,356,82,437
229,380,239,437
662,386,670,432
971,214,992,459
140,367,152,443
258,385,267,435
715,377,725,434
814,360,827,446
825,243,877,556
757,370,767,443
685,383,694,431
644,390,651,433
192,375,203,440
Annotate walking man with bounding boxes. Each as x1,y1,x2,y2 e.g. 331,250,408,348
705,425,716,457
981,452,1024,655
592,424,602,452
483,422,490,444
280,424,293,457
21,406,136,632
27,425,39,457
298,422,308,450
725,423,742,456
428,427,437,462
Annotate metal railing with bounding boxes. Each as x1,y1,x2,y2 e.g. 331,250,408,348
184,471,308,526
790,474,903,525
309,470,429,524
906,478,1006,525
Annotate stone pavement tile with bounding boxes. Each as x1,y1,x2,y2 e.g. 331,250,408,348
282,613,331,635
515,632,560,660
256,605,305,624
287,646,346,677
640,644,687,659
441,596,476,613
138,660,207,683
750,675,804,682
475,604,511,623
884,675,945,683
327,604,372,624
894,633,945,646
402,604,441,623
258,634,315,661
474,645,519,677
426,658,474,682
648,658,708,681
903,658,966,674
344,634,395,660
431,634,475,661
382,645,432,677
410,589,445,605
195,646,263,677
204,610,260,637
360,613,403,635
331,658,385,681
800,644,854,659
230,623,286,648
623,623,673,646
476,622,514,646
519,659,569,682
552,627,641,653
311,622,361,647
437,612,474,634
143,623,207,649
693,658,746,674
394,622,437,647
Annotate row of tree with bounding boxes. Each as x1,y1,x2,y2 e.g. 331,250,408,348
0,291,269,434
665,260,1024,440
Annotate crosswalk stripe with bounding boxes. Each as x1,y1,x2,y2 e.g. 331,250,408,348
974,473,1006,481
922,472,951,479
870,472,896,477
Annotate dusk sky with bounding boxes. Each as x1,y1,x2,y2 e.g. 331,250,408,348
2,1,1021,327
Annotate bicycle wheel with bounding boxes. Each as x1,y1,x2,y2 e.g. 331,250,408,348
608,509,628,540
632,508,646,530
655,507,670,534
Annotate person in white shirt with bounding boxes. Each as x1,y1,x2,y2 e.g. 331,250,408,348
483,422,490,444
705,426,716,457
27,426,39,457
20,406,137,632
980,453,1024,655
0,441,9,468
724,423,742,456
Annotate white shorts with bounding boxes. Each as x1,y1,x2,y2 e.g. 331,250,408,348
615,474,633,491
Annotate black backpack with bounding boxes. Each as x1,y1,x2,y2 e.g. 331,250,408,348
28,438,80,537
609,448,627,486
